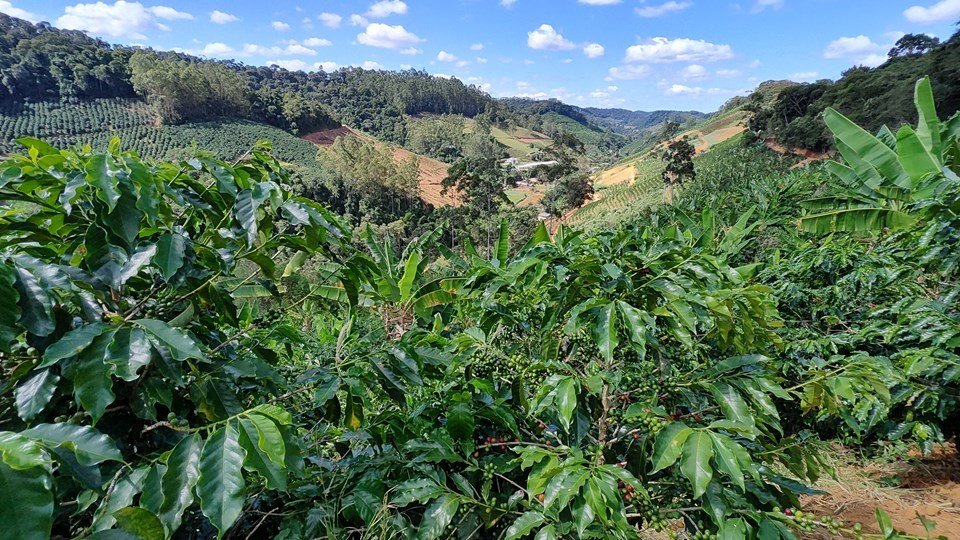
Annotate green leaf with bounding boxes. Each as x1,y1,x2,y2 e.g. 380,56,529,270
710,383,755,429
13,266,53,337
92,468,148,531
282,251,309,278
112,507,164,540
718,518,748,540
896,125,941,185
237,418,286,490
495,218,509,264
154,233,186,281
681,431,715,498
244,413,285,466
823,107,907,187
86,153,121,211
234,189,262,247
398,250,422,301
505,511,546,540
157,433,201,536
15,369,60,422
198,425,247,538
0,432,50,470
617,301,648,357
914,77,942,159
106,328,152,382
417,493,460,540
710,433,745,491
22,423,121,465
651,423,692,472
68,330,117,423
799,208,916,234
0,460,53,540
592,302,618,364
390,478,444,505
135,319,202,361
446,403,475,441
876,508,894,538
39,323,108,368
249,404,293,426
556,377,578,432
0,263,19,353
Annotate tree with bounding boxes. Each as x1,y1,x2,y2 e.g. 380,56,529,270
541,173,594,216
888,33,940,58
442,155,514,256
661,137,696,186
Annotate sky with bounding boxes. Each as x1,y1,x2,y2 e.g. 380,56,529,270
3,0,960,112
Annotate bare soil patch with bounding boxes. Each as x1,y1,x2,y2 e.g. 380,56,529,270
802,444,960,539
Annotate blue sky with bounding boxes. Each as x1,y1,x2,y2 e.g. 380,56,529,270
4,0,960,112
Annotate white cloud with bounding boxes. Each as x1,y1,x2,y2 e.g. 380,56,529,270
636,1,692,18
500,0,518,7
578,0,621,4
665,84,702,96
350,14,369,27
318,12,342,28
625,37,733,63
789,71,819,82
859,54,888,67
243,43,318,57
590,90,611,98
303,37,332,47
315,61,339,71
682,64,707,80
437,50,458,62
209,10,238,24
608,64,651,80
470,43,485,51
199,42,234,56
824,35,880,59
716,69,741,77
272,20,290,31
607,85,619,91
752,0,784,13
362,60,384,69
583,43,605,58
357,23,423,50
476,57,488,63
367,0,407,18
56,1,193,39
527,24,575,51
269,59,309,71
0,1,40,22
904,0,960,24
401,47,423,55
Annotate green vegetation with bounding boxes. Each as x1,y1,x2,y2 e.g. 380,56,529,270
0,77,958,540
749,31,960,150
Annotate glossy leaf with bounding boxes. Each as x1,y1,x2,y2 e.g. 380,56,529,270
651,423,693,472
505,511,546,540
112,507,164,540
157,433,201,536
0,432,50,470
154,233,186,281
22,423,121,465
15,369,60,422
237,418,286,490
135,319,202,361
681,431,715,498
0,461,53,540
39,323,108,368
417,493,460,540
198,425,247,538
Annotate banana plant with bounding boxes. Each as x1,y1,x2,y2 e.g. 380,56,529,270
799,77,960,233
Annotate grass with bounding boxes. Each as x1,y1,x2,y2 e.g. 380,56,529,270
505,189,528,205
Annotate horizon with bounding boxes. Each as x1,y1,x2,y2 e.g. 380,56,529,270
3,1,959,113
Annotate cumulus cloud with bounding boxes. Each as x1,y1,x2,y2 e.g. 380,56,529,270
57,1,193,39
716,69,741,77
437,50,458,62
608,64,651,80
357,23,423,50
500,0,518,7
303,37,332,47
199,42,234,56
665,84,702,96
272,20,290,31
319,13,342,28
823,35,880,58
269,59,309,71
527,24,575,51
209,10,238,24
350,14,369,27
367,0,407,18
0,1,40,22
583,43,605,58
625,37,733,63
682,64,707,80
636,1,692,18
361,60,384,69
315,61,339,71
243,43,319,57
470,43,485,51
904,0,960,23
